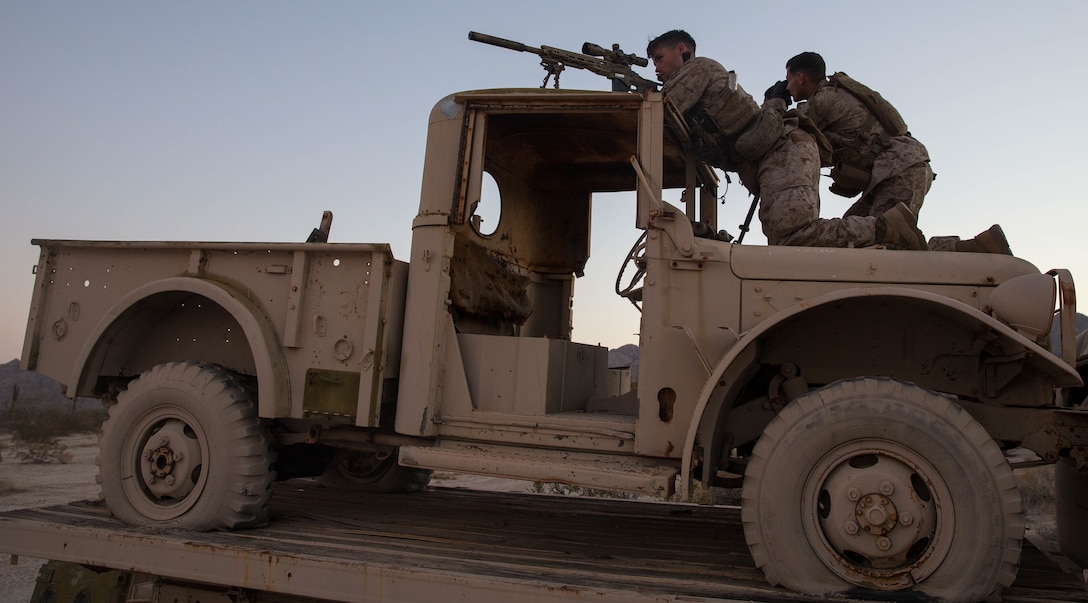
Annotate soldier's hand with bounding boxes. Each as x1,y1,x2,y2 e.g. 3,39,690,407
764,80,791,104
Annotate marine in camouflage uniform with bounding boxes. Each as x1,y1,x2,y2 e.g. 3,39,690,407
782,52,1009,254
648,31,925,249
784,51,932,220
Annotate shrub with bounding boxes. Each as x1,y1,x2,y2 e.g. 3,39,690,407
0,405,106,464
1,407,107,441
16,440,74,464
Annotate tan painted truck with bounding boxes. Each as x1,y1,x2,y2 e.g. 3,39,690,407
15,80,1088,601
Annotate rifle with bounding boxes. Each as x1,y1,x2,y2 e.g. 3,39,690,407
468,31,659,93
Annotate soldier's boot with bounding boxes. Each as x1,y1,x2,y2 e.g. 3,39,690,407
954,224,1012,255
875,202,928,250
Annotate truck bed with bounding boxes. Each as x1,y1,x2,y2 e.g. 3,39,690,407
0,481,1084,602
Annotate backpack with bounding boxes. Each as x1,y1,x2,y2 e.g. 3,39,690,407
828,72,908,137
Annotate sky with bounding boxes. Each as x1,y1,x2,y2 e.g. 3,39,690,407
2,1,1088,363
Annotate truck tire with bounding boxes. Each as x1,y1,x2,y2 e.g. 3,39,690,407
741,377,1022,602
320,448,432,493
98,361,275,530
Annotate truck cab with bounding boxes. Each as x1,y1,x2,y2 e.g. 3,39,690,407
395,90,706,479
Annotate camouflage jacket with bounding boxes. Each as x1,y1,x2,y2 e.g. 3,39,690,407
798,79,929,193
661,56,761,138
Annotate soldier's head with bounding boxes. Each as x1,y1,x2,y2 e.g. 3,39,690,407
647,30,696,82
785,51,826,101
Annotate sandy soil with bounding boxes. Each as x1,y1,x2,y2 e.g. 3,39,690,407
0,434,1064,602
0,433,101,603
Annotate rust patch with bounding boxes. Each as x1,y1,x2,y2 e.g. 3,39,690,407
449,233,531,324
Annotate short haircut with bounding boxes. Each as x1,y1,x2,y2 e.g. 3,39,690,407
786,51,827,81
647,30,696,56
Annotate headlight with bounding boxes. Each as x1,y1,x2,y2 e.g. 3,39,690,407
990,273,1056,339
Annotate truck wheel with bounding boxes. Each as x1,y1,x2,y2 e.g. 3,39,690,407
98,361,275,530
741,377,1022,602
320,448,431,493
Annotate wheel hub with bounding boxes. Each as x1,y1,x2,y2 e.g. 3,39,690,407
855,491,898,536
138,419,202,501
147,445,175,478
810,448,947,585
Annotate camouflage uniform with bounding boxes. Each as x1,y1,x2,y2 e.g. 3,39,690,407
799,79,933,218
755,129,875,246
663,58,877,246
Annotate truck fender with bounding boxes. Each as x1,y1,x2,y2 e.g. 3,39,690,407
679,285,1080,499
69,276,290,417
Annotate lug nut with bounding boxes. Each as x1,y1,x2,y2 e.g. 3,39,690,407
877,537,892,551
844,521,859,535
847,488,860,501
880,481,894,495
900,512,914,526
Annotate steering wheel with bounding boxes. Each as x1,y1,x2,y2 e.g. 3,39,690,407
615,231,648,307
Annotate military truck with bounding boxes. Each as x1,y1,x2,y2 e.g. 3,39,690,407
16,49,1088,601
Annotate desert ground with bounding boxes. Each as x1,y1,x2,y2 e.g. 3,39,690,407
0,433,101,603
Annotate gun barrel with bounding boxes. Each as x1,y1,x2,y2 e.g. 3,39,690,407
468,31,533,53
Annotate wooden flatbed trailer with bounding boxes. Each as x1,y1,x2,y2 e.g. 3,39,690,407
0,482,1085,603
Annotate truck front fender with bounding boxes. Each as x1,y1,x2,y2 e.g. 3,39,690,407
680,285,1080,498
70,276,290,417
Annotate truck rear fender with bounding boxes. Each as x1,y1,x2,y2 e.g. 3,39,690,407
69,276,290,417
679,285,1080,499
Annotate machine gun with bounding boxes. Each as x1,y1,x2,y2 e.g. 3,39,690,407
468,31,659,93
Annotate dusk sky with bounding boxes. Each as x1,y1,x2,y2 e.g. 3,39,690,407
3,1,1087,363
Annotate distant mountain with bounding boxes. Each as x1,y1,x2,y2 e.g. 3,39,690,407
608,344,639,383
0,360,99,413
1050,313,1088,354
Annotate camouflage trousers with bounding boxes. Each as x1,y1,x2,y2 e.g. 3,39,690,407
758,131,877,247
843,161,934,219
